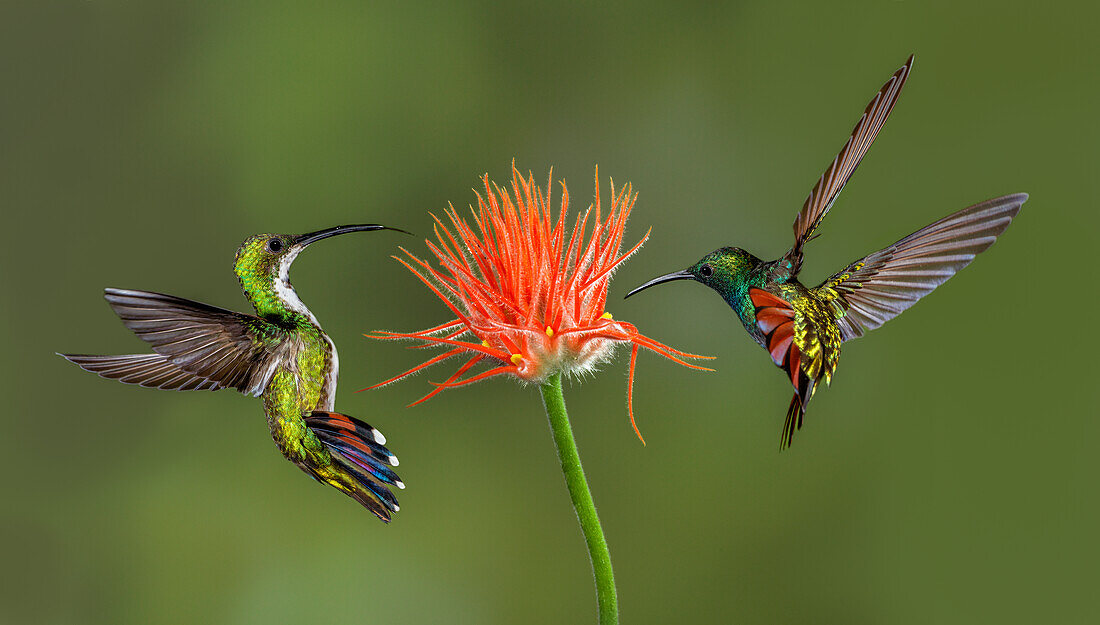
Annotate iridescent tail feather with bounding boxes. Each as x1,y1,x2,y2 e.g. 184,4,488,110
304,411,404,522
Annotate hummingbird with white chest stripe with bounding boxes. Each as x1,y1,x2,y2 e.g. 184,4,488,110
61,224,407,521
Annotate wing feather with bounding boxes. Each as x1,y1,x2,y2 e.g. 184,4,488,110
817,193,1026,341
787,55,914,272
59,353,226,391
102,288,280,395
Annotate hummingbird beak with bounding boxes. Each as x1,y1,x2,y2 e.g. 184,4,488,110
293,224,412,247
624,269,695,299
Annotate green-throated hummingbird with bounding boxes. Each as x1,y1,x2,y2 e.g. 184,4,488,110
626,56,1026,448
61,224,406,521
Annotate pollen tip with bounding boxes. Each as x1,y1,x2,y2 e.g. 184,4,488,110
395,480,406,490
510,353,523,366
389,454,400,467
601,312,613,319
481,340,490,347
545,326,554,337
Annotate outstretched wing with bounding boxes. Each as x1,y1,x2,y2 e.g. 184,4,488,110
59,353,227,391
98,288,280,395
786,55,914,273
816,194,1026,342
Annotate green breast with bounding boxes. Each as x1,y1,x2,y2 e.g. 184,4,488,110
294,325,331,412
717,271,770,343
261,325,333,465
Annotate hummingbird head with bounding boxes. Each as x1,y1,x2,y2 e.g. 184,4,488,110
234,224,408,322
625,247,760,300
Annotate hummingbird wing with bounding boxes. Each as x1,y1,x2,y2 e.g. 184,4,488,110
102,288,280,395
58,353,227,390
786,56,913,273
815,193,1026,341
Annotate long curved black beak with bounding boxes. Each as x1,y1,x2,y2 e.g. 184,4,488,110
294,224,412,247
624,269,695,299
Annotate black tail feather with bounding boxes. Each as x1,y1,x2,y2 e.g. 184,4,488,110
780,393,804,450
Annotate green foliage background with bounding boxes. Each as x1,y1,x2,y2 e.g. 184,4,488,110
2,2,1095,623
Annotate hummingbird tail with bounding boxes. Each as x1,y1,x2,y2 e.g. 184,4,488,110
304,411,403,522
780,393,805,450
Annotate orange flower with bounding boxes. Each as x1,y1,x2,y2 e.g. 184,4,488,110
369,165,712,442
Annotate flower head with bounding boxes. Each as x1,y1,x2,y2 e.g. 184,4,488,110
369,164,712,442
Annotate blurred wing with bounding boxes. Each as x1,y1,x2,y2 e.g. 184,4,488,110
787,56,914,271
103,288,279,395
59,353,227,391
816,193,1026,341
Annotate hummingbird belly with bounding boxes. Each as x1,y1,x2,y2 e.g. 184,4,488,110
260,329,336,465
263,368,328,466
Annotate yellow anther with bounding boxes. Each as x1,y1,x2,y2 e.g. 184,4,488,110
600,312,613,320
545,326,554,337
510,353,523,366
481,340,490,348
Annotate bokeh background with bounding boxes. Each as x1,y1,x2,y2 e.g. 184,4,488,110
2,2,1095,624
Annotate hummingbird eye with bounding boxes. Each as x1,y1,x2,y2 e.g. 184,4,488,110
267,238,283,253
700,264,713,278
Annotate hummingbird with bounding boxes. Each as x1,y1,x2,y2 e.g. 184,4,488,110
625,55,1026,448
60,224,407,521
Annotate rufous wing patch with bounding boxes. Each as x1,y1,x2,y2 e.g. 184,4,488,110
788,342,802,388
750,288,802,383
749,289,792,310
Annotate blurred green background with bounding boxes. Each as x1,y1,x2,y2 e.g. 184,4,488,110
2,2,1095,624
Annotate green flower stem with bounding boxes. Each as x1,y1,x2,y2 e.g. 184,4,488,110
539,373,618,625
